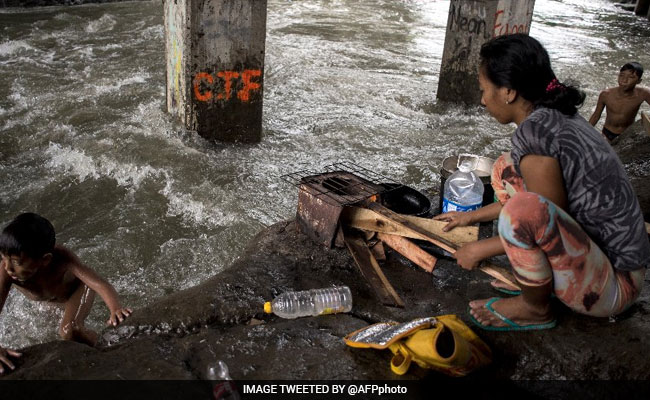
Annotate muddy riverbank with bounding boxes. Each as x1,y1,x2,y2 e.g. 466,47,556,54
2,122,649,392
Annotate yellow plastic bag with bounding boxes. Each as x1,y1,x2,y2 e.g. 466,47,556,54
344,315,491,377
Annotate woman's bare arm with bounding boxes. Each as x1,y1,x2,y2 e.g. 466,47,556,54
454,236,505,270
519,154,568,210
454,153,566,270
434,201,503,232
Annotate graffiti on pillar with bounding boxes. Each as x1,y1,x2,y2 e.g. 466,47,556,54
493,0,534,37
447,0,534,39
192,69,262,103
447,36,473,73
447,2,490,39
170,40,182,103
493,8,532,36
165,0,183,108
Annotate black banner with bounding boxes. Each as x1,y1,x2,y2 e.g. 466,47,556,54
0,379,649,400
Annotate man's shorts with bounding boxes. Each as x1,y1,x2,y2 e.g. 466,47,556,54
602,126,620,142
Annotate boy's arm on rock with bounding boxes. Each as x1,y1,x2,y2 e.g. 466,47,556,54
0,346,21,374
0,264,22,374
589,91,606,126
67,260,132,326
0,264,12,313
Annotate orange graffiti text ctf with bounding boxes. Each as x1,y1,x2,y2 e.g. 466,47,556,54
217,71,240,100
237,69,262,102
193,72,214,102
193,69,262,103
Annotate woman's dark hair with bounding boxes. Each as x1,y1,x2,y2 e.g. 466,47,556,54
0,213,55,258
479,34,585,116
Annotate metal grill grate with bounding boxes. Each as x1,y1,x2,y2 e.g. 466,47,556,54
281,161,401,206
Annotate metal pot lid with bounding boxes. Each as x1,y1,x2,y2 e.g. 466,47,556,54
441,155,494,177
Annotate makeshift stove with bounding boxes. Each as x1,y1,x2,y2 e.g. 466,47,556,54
282,162,397,248
281,162,516,308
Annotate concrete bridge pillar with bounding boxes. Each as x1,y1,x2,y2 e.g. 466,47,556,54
635,0,650,16
164,0,267,143
437,0,535,104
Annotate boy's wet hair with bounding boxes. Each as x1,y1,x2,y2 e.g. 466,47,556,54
0,213,56,259
621,62,643,79
479,34,585,116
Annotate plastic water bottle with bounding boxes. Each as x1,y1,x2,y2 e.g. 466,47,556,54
263,286,352,319
206,360,232,380
206,360,240,400
442,160,484,213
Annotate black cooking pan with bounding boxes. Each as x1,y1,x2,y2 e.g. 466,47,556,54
380,183,431,217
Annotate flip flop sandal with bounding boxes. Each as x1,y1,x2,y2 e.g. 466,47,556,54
490,282,556,298
468,297,557,332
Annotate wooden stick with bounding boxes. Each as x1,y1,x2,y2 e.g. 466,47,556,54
369,240,386,261
378,233,438,273
343,229,405,308
475,263,519,290
341,206,478,245
365,202,519,289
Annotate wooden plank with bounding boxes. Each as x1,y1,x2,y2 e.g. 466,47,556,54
364,202,519,289
341,206,478,245
378,233,438,273
369,240,386,262
365,202,461,252
476,263,519,290
645,221,650,235
343,229,405,308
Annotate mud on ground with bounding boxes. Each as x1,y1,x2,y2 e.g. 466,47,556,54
1,121,649,394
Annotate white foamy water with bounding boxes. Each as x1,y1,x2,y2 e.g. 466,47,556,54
45,143,165,189
0,0,649,349
84,13,117,33
88,72,151,96
0,40,37,57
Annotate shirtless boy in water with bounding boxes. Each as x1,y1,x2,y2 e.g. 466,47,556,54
0,213,132,374
590,62,650,142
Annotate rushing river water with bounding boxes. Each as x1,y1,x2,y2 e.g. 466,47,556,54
0,0,649,348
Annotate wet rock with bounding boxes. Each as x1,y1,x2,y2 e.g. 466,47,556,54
614,4,637,12
2,128,650,383
611,0,638,12
3,213,650,382
613,119,650,220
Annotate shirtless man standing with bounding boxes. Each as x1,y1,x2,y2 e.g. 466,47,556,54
589,62,650,142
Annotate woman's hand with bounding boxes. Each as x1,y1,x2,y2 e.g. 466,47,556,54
453,242,483,270
106,307,133,327
433,211,475,232
0,346,21,374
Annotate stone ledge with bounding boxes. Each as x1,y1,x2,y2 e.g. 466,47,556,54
2,121,649,384
3,216,649,381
